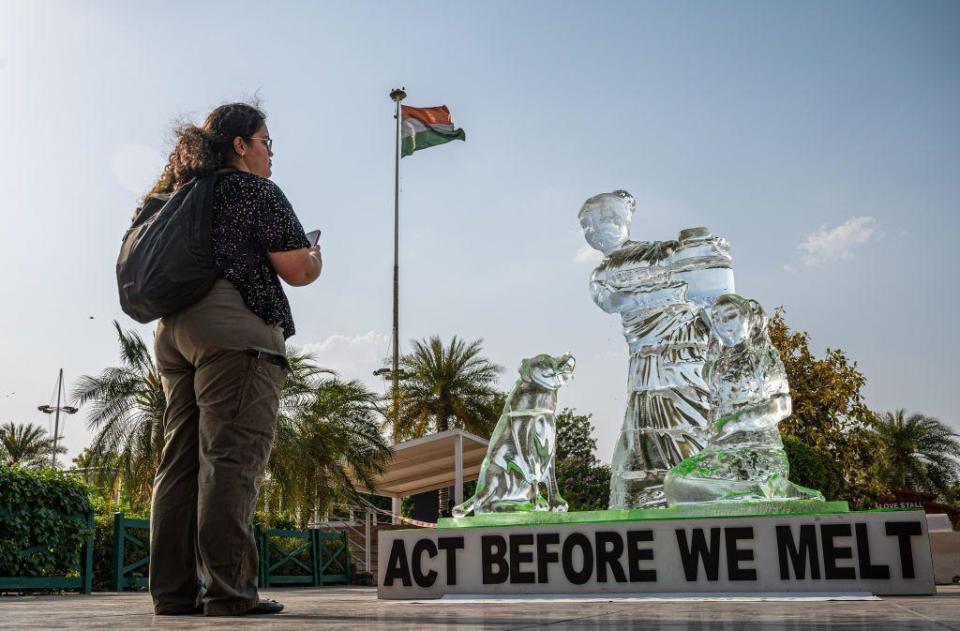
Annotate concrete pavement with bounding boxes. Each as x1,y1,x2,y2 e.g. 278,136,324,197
1,586,958,630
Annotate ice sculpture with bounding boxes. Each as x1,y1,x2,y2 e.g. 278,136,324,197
664,294,824,503
452,353,575,517
579,190,735,509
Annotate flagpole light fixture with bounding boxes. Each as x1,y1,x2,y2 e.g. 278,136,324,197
37,368,78,468
37,405,78,415
373,367,407,380
390,87,406,102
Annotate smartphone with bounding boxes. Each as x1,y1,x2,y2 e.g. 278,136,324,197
305,229,321,248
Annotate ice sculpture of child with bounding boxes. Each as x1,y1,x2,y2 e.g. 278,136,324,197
664,294,824,503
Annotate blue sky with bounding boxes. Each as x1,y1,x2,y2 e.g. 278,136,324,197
1,0,957,464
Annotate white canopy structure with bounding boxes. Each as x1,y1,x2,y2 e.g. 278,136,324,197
350,429,489,522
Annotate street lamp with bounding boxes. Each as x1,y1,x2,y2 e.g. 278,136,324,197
373,368,408,380
37,368,77,468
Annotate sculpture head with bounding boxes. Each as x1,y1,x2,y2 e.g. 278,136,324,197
519,353,576,391
710,294,767,348
579,190,635,255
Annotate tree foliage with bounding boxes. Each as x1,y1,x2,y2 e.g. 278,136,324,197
554,408,610,511
72,321,164,510
768,311,884,503
782,435,845,501
390,336,503,441
73,323,393,522
265,362,392,527
557,457,611,512
872,409,960,500
0,422,64,468
555,409,599,462
390,336,503,516
69,446,121,504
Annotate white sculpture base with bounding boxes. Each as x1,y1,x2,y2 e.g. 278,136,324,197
378,509,934,599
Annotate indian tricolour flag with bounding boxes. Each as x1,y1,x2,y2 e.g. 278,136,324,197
401,105,466,157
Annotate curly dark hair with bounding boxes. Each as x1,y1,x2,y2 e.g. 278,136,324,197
149,102,266,195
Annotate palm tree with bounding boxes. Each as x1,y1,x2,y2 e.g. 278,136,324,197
70,446,121,502
73,323,392,520
0,421,64,468
873,409,960,500
72,321,164,508
390,336,503,514
267,376,392,526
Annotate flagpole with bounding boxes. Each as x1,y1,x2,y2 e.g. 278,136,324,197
389,88,405,411
389,86,406,523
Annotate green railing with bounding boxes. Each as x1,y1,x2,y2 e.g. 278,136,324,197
0,507,95,594
112,513,150,591
256,526,351,587
315,531,351,585
109,516,352,591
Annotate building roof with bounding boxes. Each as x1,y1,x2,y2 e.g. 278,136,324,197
351,429,489,498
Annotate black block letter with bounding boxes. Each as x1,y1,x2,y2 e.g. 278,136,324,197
412,539,438,588
855,523,890,580
536,533,560,584
725,527,756,581
626,530,656,582
776,524,820,580
562,533,594,585
885,521,923,579
821,524,856,580
482,535,509,584
595,531,627,583
383,539,411,586
510,534,535,584
437,537,464,586
676,528,721,581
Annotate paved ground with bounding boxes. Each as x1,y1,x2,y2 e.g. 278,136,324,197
1,586,959,630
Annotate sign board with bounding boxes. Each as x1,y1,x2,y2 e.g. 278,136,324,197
378,510,935,598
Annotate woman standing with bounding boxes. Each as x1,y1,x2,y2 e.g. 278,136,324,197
146,102,321,616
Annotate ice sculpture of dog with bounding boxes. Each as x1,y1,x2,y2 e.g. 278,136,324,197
452,353,575,517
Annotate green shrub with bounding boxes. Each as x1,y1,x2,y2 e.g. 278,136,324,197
783,435,845,500
91,503,115,590
0,465,93,578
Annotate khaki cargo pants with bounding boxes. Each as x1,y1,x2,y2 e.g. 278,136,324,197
150,279,287,616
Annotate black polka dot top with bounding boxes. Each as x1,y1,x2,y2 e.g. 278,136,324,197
211,172,309,339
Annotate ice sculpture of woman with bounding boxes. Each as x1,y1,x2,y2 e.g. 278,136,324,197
580,191,734,508
664,294,823,503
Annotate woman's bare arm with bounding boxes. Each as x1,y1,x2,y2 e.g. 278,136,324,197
267,246,322,286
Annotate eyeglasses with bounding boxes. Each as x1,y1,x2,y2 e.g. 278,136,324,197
248,136,273,151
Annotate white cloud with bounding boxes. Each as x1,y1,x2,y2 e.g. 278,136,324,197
799,216,881,266
301,330,388,354
295,331,390,387
575,244,603,264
